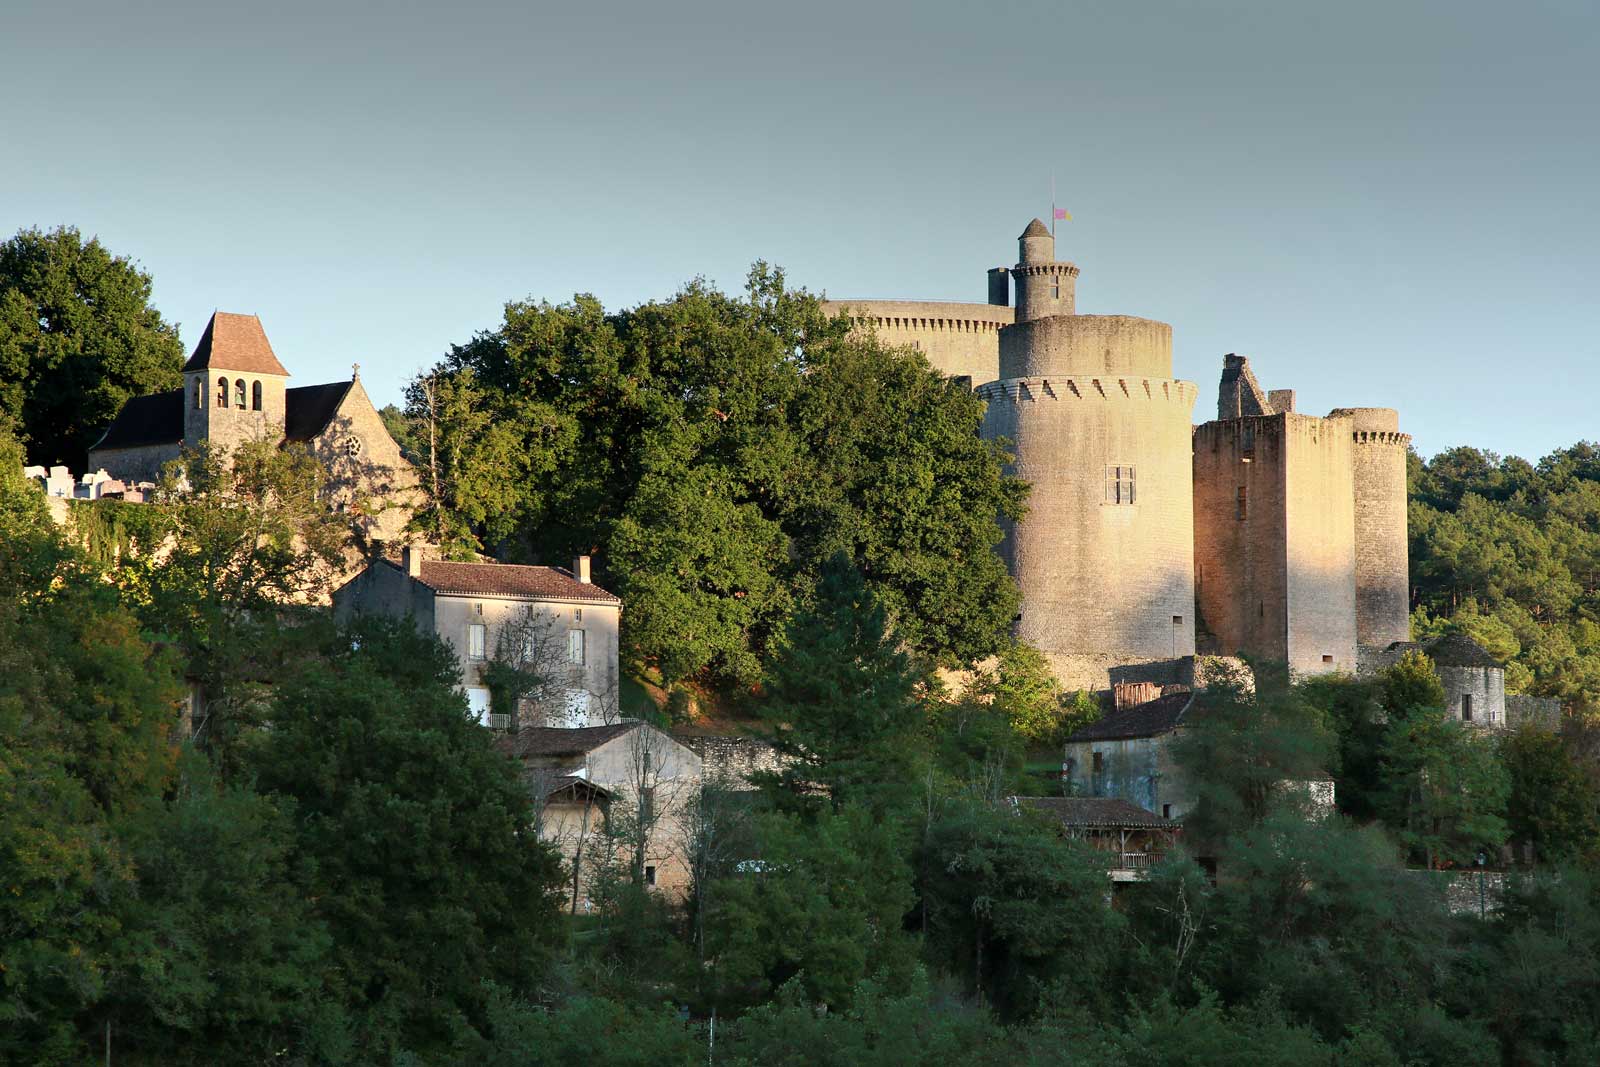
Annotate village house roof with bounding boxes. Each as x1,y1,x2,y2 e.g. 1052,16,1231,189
505,722,642,759
181,312,291,376
1063,691,1193,743
541,774,612,800
395,558,621,603
90,381,357,453
1014,796,1176,829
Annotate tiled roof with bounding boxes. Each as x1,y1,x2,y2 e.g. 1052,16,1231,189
90,389,183,450
90,380,356,454
1063,691,1192,743
1014,796,1175,829
181,313,291,376
1426,633,1503,669
506,723,641,759
283,382,352,442
409,559,621,603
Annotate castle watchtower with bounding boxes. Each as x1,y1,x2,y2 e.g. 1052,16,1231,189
181,312,290,455
1329,407,1412,659
980,221,1198,690
1012,218,1079,322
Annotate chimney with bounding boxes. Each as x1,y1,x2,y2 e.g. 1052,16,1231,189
573,554,592,584
403,543,425,578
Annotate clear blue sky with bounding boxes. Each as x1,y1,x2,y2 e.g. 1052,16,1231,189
5,0,1595,461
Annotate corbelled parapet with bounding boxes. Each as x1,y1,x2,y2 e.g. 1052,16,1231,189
1328,407,1411,651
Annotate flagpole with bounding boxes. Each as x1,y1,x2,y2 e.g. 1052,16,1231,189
1051,175,1057,239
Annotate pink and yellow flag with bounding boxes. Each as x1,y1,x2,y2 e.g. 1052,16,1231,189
1054,207,1072,221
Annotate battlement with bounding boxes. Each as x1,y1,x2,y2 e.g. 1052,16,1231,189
1009,262,1081,279
1350,430,1411,447
978,376,1197,406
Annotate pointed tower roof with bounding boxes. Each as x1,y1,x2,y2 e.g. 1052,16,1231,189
181,312,290,376
1021,218,1051,238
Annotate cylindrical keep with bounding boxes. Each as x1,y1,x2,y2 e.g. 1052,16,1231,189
981,374,1198,685
1331,407,1410,650
1000,314,1170,379
987,267,1010,307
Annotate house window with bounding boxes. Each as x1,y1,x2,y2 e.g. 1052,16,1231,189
194,378,204,409
217,376,229,408
1236,485,1248,520
1092,752,1104,774
465,686,490,725
645,865,657,887
1105,465,1136,505
1162,804,1171,819
235,379,246,408
567,628,585,666
1462,694,1473,722
467,623,487,661
252,381,262,411
574,607,583,623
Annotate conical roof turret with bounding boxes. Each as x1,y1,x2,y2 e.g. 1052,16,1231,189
1021,218,1050,239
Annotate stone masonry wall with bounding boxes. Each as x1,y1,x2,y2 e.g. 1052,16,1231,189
982,374,1197,691
1334,408,1411,652
1194,417,1291,663
1282,414,1358,676
86,441,182,485
819,300,1012,386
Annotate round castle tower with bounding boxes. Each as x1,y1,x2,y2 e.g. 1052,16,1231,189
1329,407,1412,654
979,221,1198,689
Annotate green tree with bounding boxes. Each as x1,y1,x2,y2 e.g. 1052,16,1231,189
1379,708,1509,868
243,617,565,1058
757,555,929,818
1502,724,1598,862
0,226,184,468
917,802,1122,1019
1168,663,1336,851
708,805,918,1012
410,266,1025,688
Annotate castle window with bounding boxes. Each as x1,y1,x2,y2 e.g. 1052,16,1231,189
1236,486,1248,520
235,379,246,408
1462,694,1473,722
1052,274,1061,299
194,378,204,409
1322,655,1334,665
217,377,229,408
252,381,262,411
1241,425,1255,461
1105,465,1136,505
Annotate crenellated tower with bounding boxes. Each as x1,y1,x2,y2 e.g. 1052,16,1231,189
979,220,1198,690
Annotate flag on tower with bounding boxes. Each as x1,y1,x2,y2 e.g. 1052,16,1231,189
1054,207,1071,221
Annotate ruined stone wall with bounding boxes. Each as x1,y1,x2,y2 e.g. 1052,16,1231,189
981,372,1197,691
819,300,1012,386
1333,408,1411,654
86,441,182,485
1282,414,1358,675
1194,417,1291,663
1194,413,1357,675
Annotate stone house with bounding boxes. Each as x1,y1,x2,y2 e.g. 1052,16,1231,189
1061,690,1195,820
1367,633,1522,727
508,722,704,906
332,545,622,729
87,311,415,541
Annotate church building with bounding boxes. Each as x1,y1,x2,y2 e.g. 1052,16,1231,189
88,311,414,540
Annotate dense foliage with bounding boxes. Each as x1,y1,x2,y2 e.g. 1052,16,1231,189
1410,443,1600,710
397,267,1027,688
0,226,184,468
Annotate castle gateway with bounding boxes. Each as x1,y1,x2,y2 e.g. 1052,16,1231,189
826,220,1409,689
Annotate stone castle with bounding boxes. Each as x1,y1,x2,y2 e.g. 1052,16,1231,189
826,220,1411,689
